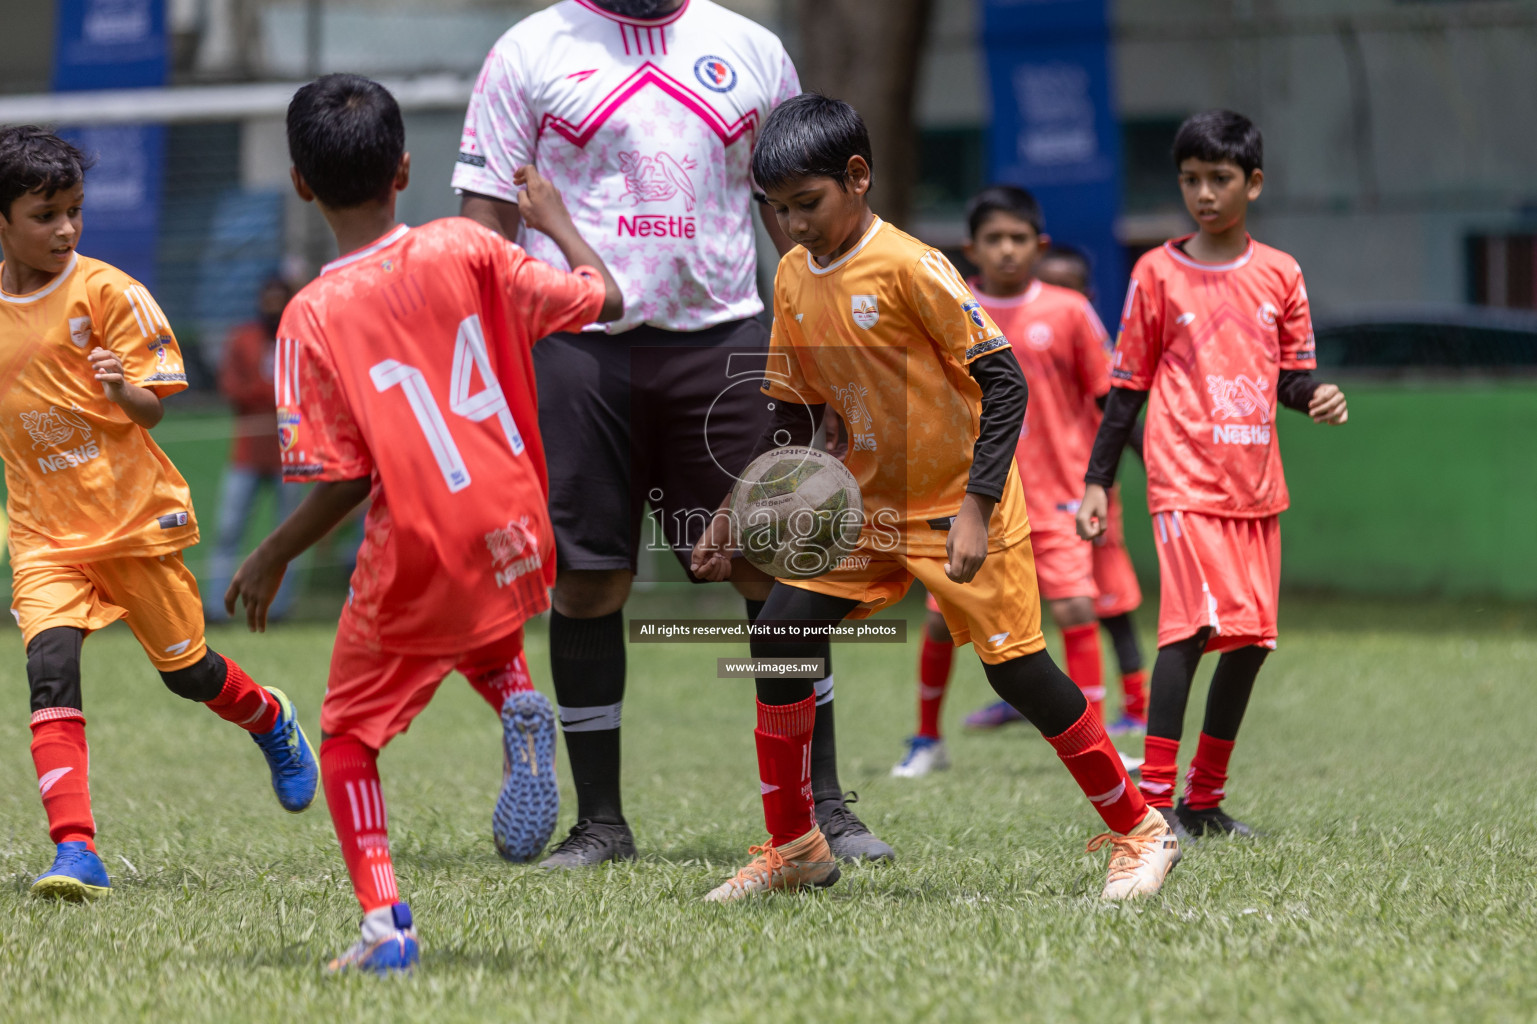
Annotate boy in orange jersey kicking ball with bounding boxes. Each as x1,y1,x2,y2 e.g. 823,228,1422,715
891,187,1149,779
226,75,622,973
1078,110,1348,839
692,94,1178,901
0,126,318,901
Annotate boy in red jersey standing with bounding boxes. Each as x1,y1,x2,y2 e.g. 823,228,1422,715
227,75,621,973
893,186,1133,778
1078,110,1348,838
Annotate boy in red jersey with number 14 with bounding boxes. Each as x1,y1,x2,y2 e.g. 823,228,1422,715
226,75,621,974
1078,110,1348,839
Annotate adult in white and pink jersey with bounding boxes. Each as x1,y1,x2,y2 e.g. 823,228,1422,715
453,0,887,869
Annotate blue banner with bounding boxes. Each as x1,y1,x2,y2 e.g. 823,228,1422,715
981,0,1124,325
53,0,168,289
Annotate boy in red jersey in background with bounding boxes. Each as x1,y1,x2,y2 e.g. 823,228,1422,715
892,188,1142,779
958,244,1149,742
1078,110,1348,839
0,126,318,902
226,75,621,973
693,94,1178,902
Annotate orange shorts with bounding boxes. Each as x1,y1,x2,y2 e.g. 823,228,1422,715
10,553,208,671
1092,492,1142,617
787,540,1046,665
1152,510,1279,653
322,617,527,751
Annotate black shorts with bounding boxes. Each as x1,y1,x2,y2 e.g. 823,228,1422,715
534,317,773,577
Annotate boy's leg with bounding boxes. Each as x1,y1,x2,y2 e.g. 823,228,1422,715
319,633,451,973
917,540,1178,899
1099,612,1148,731
892,599,954,779
87,555,317,811
205,465,261,621
1050,597,1104,723
459,628,560,863
1177,645,1268,836
1141,630,1210,811
705,584,860,901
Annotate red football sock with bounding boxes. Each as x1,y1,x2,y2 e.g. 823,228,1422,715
466,649,534,712
1185,732,1235,811
1140,735,1180,809
30,710,95,849
203,655,279,733
1044,707,1148,834
755,696,817,847
915,635,954,739
1120,668,1148,721
321,735,400,914
1062,622,1105,723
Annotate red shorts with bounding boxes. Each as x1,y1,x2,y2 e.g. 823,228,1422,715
322,617,526,751
1092,490,1142,618
1152,510,1279,653
1029,524,1098,603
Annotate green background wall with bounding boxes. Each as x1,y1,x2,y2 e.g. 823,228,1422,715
1115,380,1537,600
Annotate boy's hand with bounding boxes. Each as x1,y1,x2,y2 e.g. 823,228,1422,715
690,505,737,582
945,494,993,584
226,546,287,633
1076,484,1109,540
89,347,126,396
1309,383,1348,424
512,165,574,239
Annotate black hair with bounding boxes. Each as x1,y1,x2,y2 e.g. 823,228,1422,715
1040,243,1090,271
0,126,92,220
751,92,872,196
1172,109,1263,176
965,184,1043,238
286,74,405,208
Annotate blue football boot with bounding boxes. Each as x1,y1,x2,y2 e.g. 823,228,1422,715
250,687,319,813
327,902,419,975
31,841,111,901
493,690,560,862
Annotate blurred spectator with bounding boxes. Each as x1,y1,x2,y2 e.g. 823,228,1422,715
205,277,305,622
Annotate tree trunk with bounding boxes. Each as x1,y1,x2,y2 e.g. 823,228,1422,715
793,0,933,229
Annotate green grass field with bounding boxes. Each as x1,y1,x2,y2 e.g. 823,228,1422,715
0,584,1533,1022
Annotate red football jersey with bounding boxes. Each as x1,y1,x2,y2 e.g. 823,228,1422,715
1112,236,1316,518
975,279,1109,536
276,218,605,654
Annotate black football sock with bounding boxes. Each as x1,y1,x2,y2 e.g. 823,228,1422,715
1099,612,1145,676
549,609,626,825
1145,629,1211,741
810,664,842,805
1201,645,1269,742
981,648,1088,737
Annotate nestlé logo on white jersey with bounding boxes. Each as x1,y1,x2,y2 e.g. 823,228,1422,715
617,151,700,240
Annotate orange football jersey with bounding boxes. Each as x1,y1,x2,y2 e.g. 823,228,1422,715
0,254,196,568
763,218,1030,556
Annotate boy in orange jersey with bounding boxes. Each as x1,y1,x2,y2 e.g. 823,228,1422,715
0,126,318,901
1078,110,1349,839
226,75,622,973
692,94,1178,901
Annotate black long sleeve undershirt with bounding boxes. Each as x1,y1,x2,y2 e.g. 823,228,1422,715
746,350,1027,504
1084,370,1326,488
965,351,1029,502
1095,392,1144,461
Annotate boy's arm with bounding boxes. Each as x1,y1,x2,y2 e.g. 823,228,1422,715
89,347,164,428
1277,369,1348,424
226,478,371,632
512,165,623,322
944,352,1027,583
1078,387,1149,540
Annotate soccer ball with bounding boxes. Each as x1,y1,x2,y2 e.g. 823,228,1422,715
729,446,863,580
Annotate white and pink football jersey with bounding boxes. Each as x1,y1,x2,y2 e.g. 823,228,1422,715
452,0,799,334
